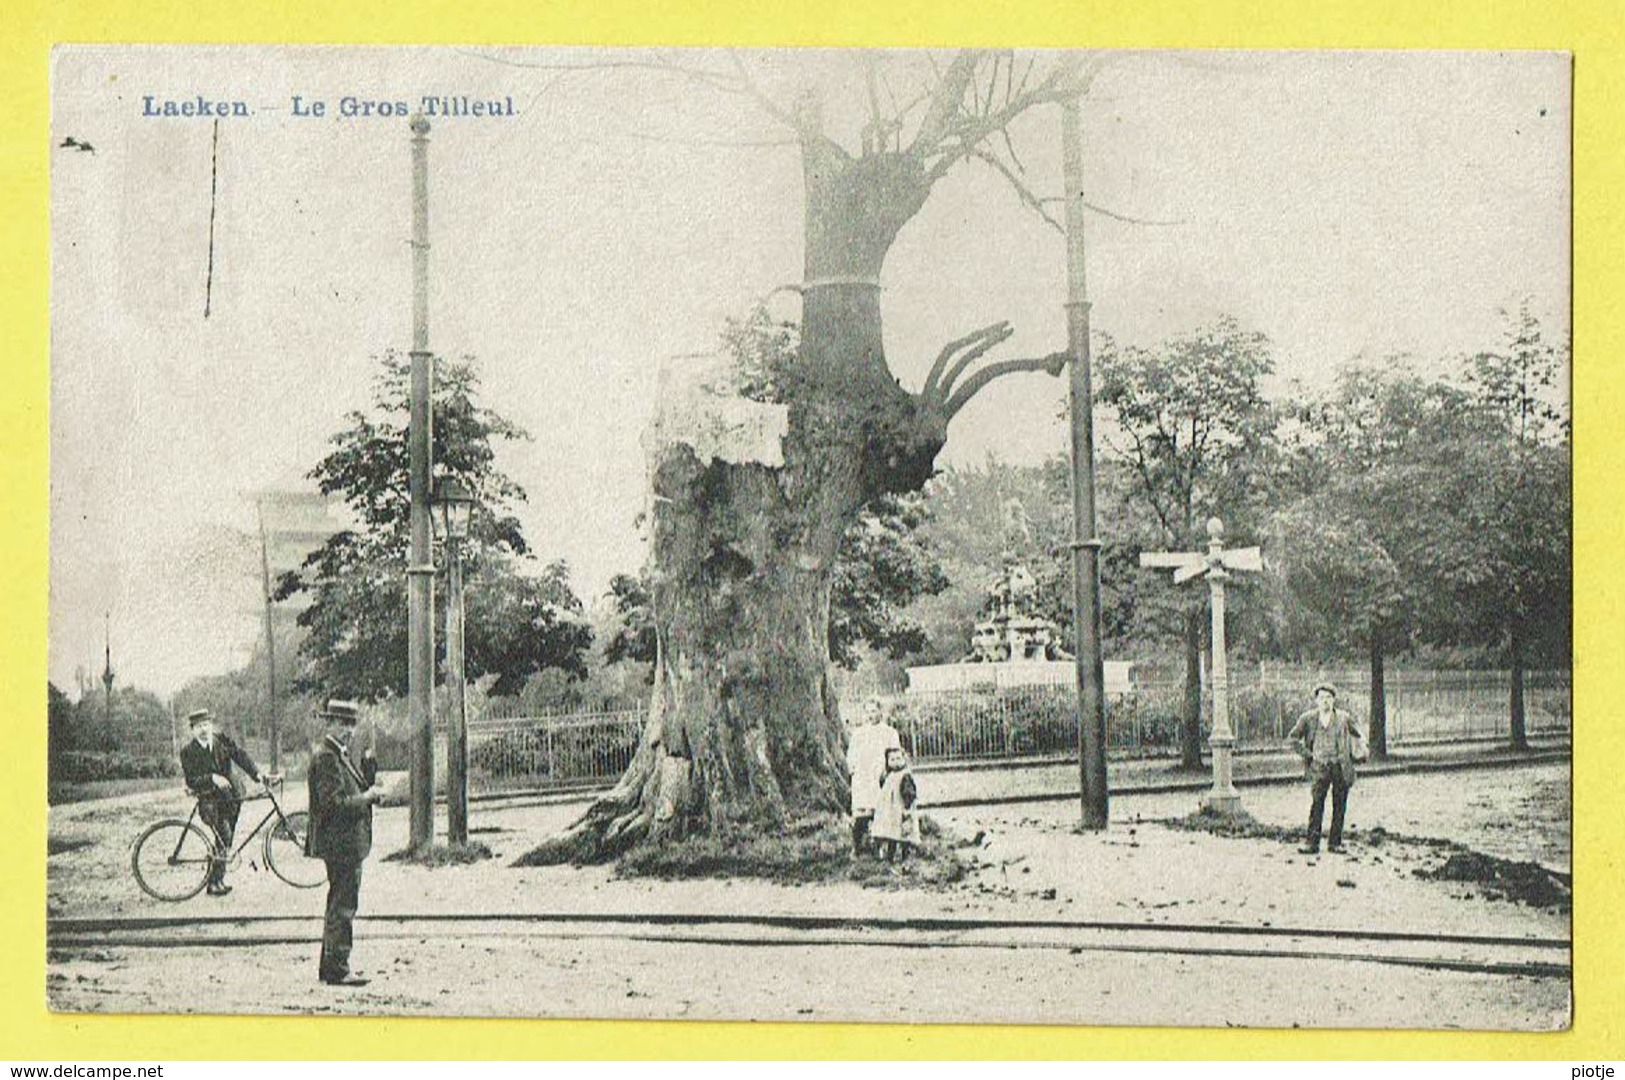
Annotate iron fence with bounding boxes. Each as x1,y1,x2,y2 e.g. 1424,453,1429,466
889,666,1571,762
464,709,644,794
441,667,1569,792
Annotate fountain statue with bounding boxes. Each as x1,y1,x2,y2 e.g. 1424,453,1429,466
964,558,1072,663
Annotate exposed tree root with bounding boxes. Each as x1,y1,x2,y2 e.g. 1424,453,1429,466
513,780,655,866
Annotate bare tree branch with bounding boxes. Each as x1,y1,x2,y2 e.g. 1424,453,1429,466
942,352,1070,419
1040,197,1186,227
999,124,1027,175
970,148,1064,233
1013,53,1036,99
920,55,1089,183
726,49,803,134
922,322,1012,402
456,48,741,92
981,52,1003,117
935,324,1018,404
614,129,799,150
862,54,886,155
909,51,984,158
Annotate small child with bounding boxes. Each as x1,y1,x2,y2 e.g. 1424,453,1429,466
846,700,900,856
872,747,921,862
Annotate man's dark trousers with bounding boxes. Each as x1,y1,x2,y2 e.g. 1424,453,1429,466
320,858,362,981
1306,765,1350,849
198,793,242,886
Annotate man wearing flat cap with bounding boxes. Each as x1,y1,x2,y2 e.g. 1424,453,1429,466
306,698,383,986
1287,683,1368,855
178,708,265,896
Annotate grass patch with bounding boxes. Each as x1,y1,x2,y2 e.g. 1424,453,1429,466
615,813,968,889
383,841,494,867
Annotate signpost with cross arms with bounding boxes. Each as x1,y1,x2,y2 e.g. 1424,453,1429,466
1139,517,1263,814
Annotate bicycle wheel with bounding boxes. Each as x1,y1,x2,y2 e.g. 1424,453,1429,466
265,811,325,889
131,819,215,902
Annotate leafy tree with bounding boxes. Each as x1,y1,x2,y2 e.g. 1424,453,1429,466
49,684,179,784
827,493,950,667
1269,361,1485,756
603,573,658,668
1096,316,1279,768
276,352,592,702
47,681,73,770
1430,306,1571,748
604,491,950,671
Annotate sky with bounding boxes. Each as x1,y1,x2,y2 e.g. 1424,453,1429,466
48,46,1571,695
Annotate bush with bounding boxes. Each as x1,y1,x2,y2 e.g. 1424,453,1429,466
50,751,178,784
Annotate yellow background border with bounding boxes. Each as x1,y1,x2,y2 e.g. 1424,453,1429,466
4,0,1620,1060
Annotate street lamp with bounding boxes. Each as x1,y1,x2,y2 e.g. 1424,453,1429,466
433,475,475,845
434,475,475,544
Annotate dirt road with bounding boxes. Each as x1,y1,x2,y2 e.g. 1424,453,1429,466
44,760,1571,1029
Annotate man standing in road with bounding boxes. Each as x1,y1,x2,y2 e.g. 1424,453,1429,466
1288,683,1367,855
179,708,266,896
306,698,383,987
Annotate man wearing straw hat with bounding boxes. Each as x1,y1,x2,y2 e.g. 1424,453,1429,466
178,708,266,896
306,698,383,986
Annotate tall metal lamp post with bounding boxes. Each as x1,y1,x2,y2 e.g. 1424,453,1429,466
1060,96,1109,830
406,113,436,850
434,475,475,846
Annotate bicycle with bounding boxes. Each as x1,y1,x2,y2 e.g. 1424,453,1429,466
130,775,325,901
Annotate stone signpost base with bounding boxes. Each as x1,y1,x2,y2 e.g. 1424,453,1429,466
1200,736,1244,815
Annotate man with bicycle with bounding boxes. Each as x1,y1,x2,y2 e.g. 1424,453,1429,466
306,698,384,987
179,708,269,896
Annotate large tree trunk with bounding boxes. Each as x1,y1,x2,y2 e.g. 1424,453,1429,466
1367,635,1388,760
1508,620,1528,752
523,142,948,864
1180,609,1204,770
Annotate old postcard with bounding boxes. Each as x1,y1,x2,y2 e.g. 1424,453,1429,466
47,45,1571,1029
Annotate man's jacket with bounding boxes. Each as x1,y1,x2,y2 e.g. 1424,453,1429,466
306,736,374,862
179,734,260,798
1286,708,1362,787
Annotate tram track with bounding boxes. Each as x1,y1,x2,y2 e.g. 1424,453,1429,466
462,746,1571,814
47,910,1570,980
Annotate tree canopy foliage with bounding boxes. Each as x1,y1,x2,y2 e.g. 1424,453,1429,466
275,352,592,702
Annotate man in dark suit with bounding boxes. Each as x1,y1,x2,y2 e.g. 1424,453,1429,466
306,698,383,987
178,708,265,896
